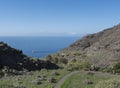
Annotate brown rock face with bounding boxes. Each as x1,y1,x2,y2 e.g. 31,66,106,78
0,42,58,71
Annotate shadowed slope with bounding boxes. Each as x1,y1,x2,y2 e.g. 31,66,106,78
0,42,59,71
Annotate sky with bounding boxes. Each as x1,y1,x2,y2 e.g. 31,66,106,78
0,0,120,36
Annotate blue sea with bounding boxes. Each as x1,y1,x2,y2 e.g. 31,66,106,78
0,36,80,58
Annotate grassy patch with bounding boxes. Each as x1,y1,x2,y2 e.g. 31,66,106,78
59,71,119,88
0,69,68,88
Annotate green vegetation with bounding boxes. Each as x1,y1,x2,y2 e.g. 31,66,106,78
46,54,68,65
95,79,120,88
112,62,120,74
59,71,119,88
66,60,90,71
102,62,120,74
59,58,68,65
0,69,68,88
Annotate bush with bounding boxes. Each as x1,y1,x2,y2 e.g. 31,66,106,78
71,59,77,63
47,77,56,83
2,66,10,76
59,58,68,64
66,60,91,71
90,65,100,71
83,79,93,85
82,61,91,70
46,55,52,61
95,79,120,88
1,66,24,76
112,62,120,74
51,71,59,76
32,78,42,85
66,61,83,71
73,52,81,56
52,57,59,63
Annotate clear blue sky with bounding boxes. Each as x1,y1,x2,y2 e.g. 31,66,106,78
0,0,120,36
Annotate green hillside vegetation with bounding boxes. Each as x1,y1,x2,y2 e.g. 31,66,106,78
95,78,120,88
0,69,68,88
59,71,120,88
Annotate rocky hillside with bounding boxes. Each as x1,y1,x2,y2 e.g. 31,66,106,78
0,42,58,71
68,24,120,52
51,24,120,70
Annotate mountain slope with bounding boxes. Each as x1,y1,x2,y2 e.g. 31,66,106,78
67,24,120,51
53,24,120,69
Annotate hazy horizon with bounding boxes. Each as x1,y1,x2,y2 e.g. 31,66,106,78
0,0,120,36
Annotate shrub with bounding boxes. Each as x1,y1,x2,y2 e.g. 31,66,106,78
37,75,46,81
73,52,81,56
51,71,59,76
95,79,120,88
56,53,60,56
46,55,52,61
66,61,83,71
73,62,82,70
112,62,120,74
32,78,42,85
47,77,56,83
90,65,100,71
2,66,9,76
103,63,120,74
83,79,93,85
66,60,91,71
1,66,24,76
59,58,68,64
71,59,77,63
82,61,91,70
52,57,59,63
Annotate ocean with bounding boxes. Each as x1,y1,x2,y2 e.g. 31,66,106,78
0,36,80,58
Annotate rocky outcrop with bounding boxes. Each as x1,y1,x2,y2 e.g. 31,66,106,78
0,42,58,71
